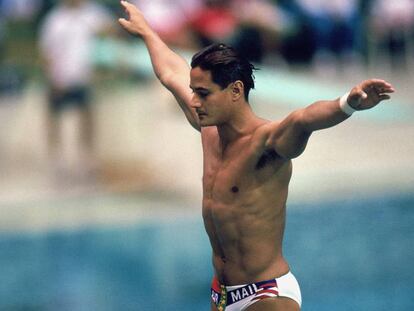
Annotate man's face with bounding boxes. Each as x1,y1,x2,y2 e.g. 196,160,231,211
189,67,233,127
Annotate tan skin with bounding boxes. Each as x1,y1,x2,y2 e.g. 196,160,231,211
119,2,395,310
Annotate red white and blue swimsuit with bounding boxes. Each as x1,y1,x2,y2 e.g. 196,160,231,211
211,271,302,311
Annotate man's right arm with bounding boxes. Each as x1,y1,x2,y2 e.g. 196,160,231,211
118,1,200,131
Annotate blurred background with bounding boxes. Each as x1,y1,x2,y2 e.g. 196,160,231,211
0,0,413,310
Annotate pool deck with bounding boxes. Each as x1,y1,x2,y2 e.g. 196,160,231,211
1,67,413,233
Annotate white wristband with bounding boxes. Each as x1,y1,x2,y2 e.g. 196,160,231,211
339,92,356,116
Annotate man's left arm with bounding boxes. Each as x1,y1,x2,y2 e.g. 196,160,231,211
264,79,395,159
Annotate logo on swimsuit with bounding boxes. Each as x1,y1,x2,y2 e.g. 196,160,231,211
211,291,219,304
229,285,256,303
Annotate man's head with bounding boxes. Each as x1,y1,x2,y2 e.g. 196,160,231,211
191,43,256,101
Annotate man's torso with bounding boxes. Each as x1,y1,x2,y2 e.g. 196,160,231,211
201,124,292,285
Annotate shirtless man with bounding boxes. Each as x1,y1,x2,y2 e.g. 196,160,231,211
118,1,395,310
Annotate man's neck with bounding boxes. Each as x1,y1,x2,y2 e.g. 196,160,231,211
217,104,260,147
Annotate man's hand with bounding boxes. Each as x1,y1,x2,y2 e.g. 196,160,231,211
118,1,151,37
347,79,395,111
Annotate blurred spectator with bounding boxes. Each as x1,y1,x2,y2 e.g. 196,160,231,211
0,0,42,21
301,0,360,72
231,0,291,64
0,0,6,62
191,0,289,64
132,0,201,49
280,0,360,72
191,0,238,47
0,0,30,96
0,1,6,94
368,0,414,70
38,0,112,177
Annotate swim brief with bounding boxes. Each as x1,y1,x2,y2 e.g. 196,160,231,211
211,271,301,311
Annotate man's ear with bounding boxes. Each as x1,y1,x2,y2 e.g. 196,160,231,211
231,80,244,101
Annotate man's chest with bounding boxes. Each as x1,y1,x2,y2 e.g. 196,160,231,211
202,138,282,201
202,150,251,199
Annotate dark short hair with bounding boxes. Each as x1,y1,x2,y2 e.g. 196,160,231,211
190,43,257,101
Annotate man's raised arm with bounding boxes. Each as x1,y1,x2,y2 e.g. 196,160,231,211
118,1,200,131
262,79,395,159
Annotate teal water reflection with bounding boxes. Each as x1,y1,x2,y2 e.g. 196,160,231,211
1,193,413,310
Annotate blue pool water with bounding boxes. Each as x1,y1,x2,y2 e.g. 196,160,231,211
0,193,413,311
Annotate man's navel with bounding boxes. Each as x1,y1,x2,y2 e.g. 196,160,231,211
231,186,239,193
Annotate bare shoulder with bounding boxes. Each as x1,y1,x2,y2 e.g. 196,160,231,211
250,120,282,150
250,121,292,171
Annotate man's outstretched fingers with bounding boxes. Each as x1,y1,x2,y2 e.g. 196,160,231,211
118,18,128,28
379,94,391,101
